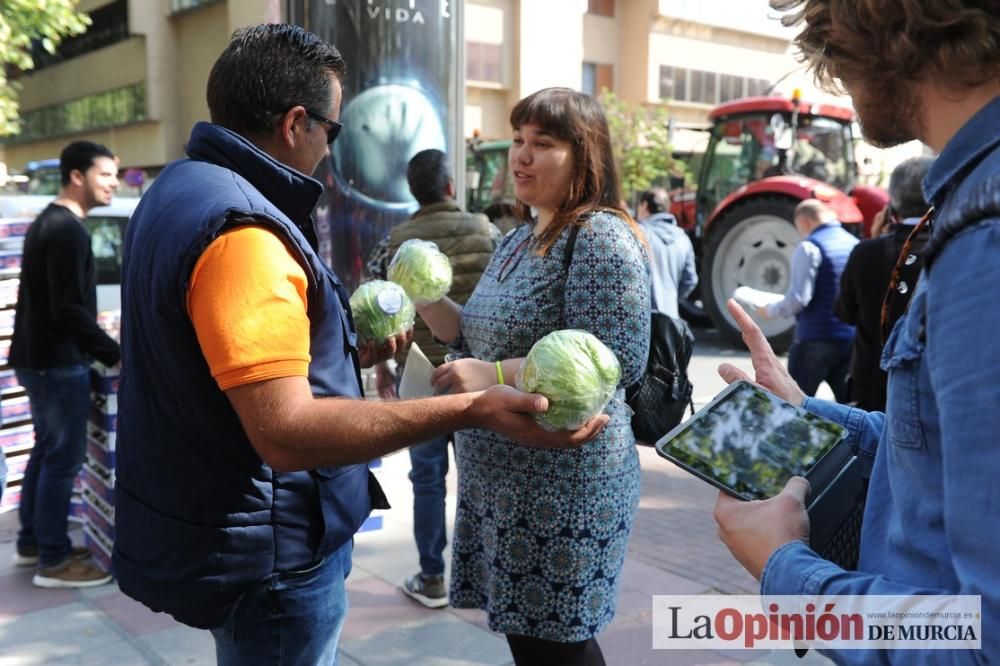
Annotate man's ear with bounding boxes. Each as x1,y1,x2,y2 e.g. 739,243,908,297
445,180,455,198
68,168,86,188
277,106,308,149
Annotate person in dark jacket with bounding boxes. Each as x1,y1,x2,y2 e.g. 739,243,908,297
835,156,934,411
114,24,604,665
369,148,500,608
9,140,121,588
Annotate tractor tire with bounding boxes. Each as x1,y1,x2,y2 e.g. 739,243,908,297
701,195,801,353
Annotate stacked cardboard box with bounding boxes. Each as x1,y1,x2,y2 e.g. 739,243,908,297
0,217,32,515
82,362,118,573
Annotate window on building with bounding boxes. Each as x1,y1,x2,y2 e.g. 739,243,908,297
659,66,687,102
11,83,147,144
719,73,743,103
582,62,613,96
660,66,771,105
28,0,129,73
689,70,717,104
587,0,615,17
170,0,222,13
746,78,772,97
466,41,503,84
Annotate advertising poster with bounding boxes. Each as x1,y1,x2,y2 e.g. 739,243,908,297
289,0,460,291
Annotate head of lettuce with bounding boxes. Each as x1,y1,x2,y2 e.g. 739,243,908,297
515,329,622,431
387,239,453,305
349,280,416,343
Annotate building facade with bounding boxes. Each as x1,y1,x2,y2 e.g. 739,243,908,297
1,0,279,177
1,0,919,184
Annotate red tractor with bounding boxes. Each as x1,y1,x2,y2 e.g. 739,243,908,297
671,93,887,351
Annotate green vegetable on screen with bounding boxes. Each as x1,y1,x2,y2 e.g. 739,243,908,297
387,239,453,305
515,329,622,431
349,280,416,343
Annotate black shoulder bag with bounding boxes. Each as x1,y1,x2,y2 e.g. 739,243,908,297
564,224,695,446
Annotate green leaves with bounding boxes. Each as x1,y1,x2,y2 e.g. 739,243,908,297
515,329,621,432
599,90,686,206
349,280,416,344
387,239,453,306
0,0,91,136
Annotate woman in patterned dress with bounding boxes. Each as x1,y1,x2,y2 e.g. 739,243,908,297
417,88,650,665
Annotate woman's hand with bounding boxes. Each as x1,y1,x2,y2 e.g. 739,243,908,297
431,358,497,394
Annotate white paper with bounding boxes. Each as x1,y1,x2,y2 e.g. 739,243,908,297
398,342,437,399
732,285,784,311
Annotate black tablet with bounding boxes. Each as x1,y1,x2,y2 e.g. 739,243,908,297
654,380,847,501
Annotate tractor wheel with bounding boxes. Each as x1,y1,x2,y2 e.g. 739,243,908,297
701,196,801,353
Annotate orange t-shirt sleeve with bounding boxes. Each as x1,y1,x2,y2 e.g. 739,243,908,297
187,225,311,391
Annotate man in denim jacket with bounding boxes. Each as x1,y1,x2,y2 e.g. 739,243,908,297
714,2,1000,662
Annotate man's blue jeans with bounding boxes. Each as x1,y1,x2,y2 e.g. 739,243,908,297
211,539,353,665
787,338,853,403
15,364,91,567
409,435,450,576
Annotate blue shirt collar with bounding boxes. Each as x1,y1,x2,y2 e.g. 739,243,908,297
185,121,324,225
923,95,1000,207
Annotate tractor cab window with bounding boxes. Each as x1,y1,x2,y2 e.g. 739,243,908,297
699,116,771,221
465,140,516,231
698,112,855,223
787,116,854,191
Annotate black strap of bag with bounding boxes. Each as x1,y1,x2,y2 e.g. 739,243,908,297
563,223,695,445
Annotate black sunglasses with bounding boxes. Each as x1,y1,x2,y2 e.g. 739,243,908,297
305,109,342,144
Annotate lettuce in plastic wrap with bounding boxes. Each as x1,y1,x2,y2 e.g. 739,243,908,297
387,239,453,305
349,280,415,343
515,329,622,431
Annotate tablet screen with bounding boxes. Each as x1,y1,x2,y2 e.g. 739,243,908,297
657,381,847,500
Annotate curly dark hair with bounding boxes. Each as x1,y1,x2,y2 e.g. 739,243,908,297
771,0,1000,91
207,24,346,138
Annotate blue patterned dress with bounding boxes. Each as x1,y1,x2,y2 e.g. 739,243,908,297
449,211,651,642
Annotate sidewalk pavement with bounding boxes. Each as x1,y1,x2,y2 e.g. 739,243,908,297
0,447,832,665
0,335,834,665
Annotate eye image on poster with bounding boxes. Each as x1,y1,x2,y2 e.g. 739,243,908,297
289,0,459,292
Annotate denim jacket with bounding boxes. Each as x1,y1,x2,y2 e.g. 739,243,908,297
760,95,1000,664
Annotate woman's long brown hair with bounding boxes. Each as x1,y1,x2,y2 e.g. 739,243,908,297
509,87,644,255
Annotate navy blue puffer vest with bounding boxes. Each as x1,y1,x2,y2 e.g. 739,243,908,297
796,223,857,342
114,122,374,629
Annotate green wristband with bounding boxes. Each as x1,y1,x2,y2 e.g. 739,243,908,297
495,360,504,386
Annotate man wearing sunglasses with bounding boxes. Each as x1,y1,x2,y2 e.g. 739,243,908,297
114,24,606,665
713,1,1000,662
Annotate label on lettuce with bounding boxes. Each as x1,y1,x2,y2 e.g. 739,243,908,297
376,287,403,314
